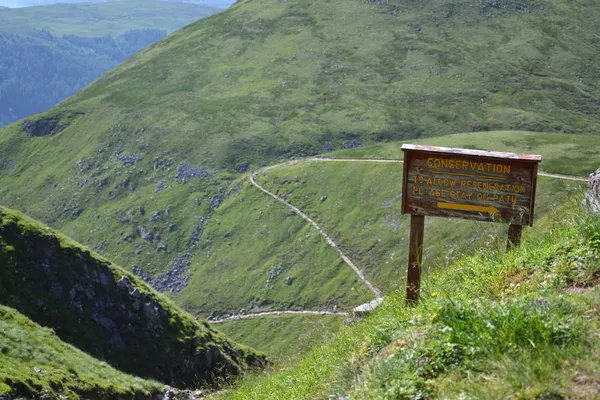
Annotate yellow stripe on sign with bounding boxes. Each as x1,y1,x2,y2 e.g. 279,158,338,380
437,202,500,215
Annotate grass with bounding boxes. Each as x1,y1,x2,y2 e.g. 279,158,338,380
0,305,163,400
0,0,598,348
0,206,265,389
216,314,346,365
221,198,600,399
0,0,220,36
257,159,588,295
327,130,600,176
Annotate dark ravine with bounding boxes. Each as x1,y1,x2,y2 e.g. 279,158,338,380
0,207,265,389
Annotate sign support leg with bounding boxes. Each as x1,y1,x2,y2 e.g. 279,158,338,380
407,214,425,305
507,224,523,250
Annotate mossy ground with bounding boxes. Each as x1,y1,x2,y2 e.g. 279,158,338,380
0,305,163,400
216,314,345,365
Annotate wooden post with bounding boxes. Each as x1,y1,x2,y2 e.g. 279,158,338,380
507,224,523,250
407,214,425,304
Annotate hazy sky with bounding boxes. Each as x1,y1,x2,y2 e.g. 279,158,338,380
0,0,236,8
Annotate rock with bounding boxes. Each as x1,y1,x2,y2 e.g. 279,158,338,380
155,181,166,193
119,153,142,166
140,206,146,216
176,163,211,183
188,216,210,248
323,142,334,152
210,196,223,210
341,139,364,149
138,226,153,242
353,297,384,318
117,276,134,292
194,198,201,206
151,211,161,222
585,168,600,214
285,277,293,285
236,162,251,173
21,116,66,137
150,256,192,295
132,267,151,282
320,196,328,202
156,243,168,252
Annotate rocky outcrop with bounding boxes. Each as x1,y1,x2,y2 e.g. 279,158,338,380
21,111,83,137
585,168,600,214
0,207,265,388
21,116,66,137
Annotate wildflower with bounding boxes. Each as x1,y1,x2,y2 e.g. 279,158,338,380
431,292,439,297
416,314,422,319
431,313,438,319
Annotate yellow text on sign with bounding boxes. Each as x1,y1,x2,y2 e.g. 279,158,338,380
426,158,512,174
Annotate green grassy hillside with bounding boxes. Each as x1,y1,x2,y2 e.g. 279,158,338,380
257,159,587,295
1,0,600,326
0,0,219,36
0,305,163,399
0,206,264,389
0,0,220,126
328,131,600,176
216,314,345,364
223,200,600,399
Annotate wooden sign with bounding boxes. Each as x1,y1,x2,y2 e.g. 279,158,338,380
400,144,542,303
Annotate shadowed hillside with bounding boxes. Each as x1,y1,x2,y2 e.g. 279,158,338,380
0,207,264,390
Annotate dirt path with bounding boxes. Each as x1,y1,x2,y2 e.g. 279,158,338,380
310,157,589,182
250,165,382,298
211,157,588,324
209,310,349,324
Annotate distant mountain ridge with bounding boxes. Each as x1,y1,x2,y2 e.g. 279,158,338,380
0,0,220,126
0,0,235,8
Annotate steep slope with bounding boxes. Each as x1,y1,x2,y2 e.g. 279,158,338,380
224,201,600,399
0,206,264,387
0,0,220,126
1,0,600,317
0,305,163,399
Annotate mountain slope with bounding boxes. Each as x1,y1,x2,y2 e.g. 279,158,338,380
0,0,220,126
0,206,264,387
224,201,600,399
0,305,163,399
0,0,600,317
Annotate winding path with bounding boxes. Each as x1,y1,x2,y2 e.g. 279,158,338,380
310,157,589,182
250,164,382,298
208,157,588,324
209,310,349,324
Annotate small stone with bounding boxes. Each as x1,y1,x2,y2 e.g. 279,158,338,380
285,277,293,285
585,167,600,214
320,196,328,202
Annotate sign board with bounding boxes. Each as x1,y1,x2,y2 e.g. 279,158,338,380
400,144,542,304
401,144,542,226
